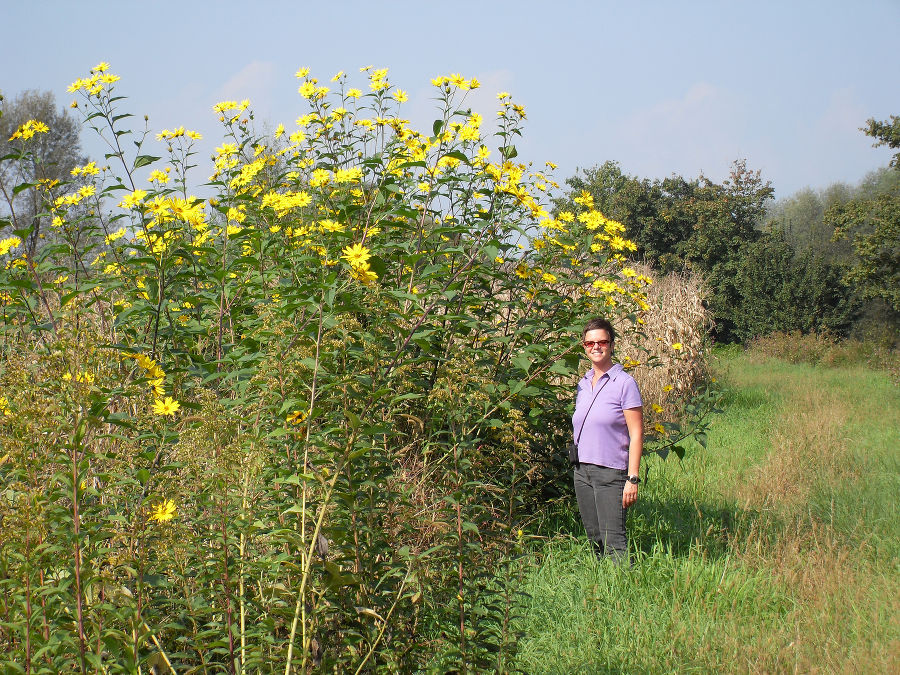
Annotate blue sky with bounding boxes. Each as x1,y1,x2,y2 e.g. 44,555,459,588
3,0,898,199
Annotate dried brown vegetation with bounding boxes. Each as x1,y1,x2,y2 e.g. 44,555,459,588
618,267,713,429
728,356,899,673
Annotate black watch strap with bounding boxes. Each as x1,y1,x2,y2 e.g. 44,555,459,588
627,475,640,484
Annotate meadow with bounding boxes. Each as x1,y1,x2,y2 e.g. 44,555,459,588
511,344,899,673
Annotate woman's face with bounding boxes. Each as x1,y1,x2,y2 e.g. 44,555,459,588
583,328,614,370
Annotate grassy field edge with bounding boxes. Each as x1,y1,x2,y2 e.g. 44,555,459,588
510,350,899,673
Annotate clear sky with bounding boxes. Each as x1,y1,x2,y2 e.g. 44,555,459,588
3,0,898,199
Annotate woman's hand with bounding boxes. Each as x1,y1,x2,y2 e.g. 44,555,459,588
623,481,638,508
623,406,642,509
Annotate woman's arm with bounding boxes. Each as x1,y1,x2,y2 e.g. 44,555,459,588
622,406,643,508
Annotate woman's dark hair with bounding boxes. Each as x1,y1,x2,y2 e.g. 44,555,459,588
582,317,615,343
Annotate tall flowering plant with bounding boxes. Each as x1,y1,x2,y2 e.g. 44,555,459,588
0,64,662,672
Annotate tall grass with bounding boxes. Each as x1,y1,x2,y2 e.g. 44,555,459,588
511,347,899,673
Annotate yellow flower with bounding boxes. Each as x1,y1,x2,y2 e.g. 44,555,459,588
295,67,310,78
309,168,331,187
148,169,170,184
347,88,363,99
298,81,316,99
0,237,22,257
119,190,147,209
152,397,180,416
457,125,479,142
654,423,666,435
662,385,674,392
72,161,100,177
334,167,362,183
393,89,408,103
8,119,50,141
148,499,177,523
149,378,166,397
341,243,371,268
671,343,683,351
573,190,594,209
319,219,345,233
93,62,110,73
0,395,12,417
287,410,308,425
349,261,378,285
651,404,663,414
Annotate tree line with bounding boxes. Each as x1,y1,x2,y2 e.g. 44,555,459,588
555,117,899,344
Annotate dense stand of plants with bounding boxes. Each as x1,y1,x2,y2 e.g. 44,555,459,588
0,65,701,672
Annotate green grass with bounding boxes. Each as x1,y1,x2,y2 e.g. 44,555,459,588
510,349,900,673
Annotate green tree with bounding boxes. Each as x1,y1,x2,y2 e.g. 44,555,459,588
827,193,900,312
822,115,900,316
556,161,697,272
732,229,858,340
863,114,900,169
559,159,776,341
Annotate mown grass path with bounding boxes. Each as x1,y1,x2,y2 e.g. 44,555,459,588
512,350,899,673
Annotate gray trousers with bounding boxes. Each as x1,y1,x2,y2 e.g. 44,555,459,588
573,463,628,561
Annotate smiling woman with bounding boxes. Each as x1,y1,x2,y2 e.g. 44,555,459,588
571,317,644,563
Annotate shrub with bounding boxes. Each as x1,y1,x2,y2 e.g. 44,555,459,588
747,331,899,379
0,64,702,671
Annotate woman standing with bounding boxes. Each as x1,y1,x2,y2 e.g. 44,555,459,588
570,317,643,562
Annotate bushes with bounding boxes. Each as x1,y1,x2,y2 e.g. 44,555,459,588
746,331,899,378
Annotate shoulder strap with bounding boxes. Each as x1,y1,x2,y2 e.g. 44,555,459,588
574,375,611,444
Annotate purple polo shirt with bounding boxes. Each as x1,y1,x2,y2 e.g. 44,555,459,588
571,363,643,470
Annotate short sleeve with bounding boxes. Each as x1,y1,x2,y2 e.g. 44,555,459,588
621,376,642,409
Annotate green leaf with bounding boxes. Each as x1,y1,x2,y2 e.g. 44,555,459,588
511,353,533,373
368,254,387,280
673,446,686,460
549,360,575,376
433,119,444,136
442,150,469,164
133,155,160,169
13,181,38,196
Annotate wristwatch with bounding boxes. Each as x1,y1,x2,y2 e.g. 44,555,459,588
626,475,640,485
